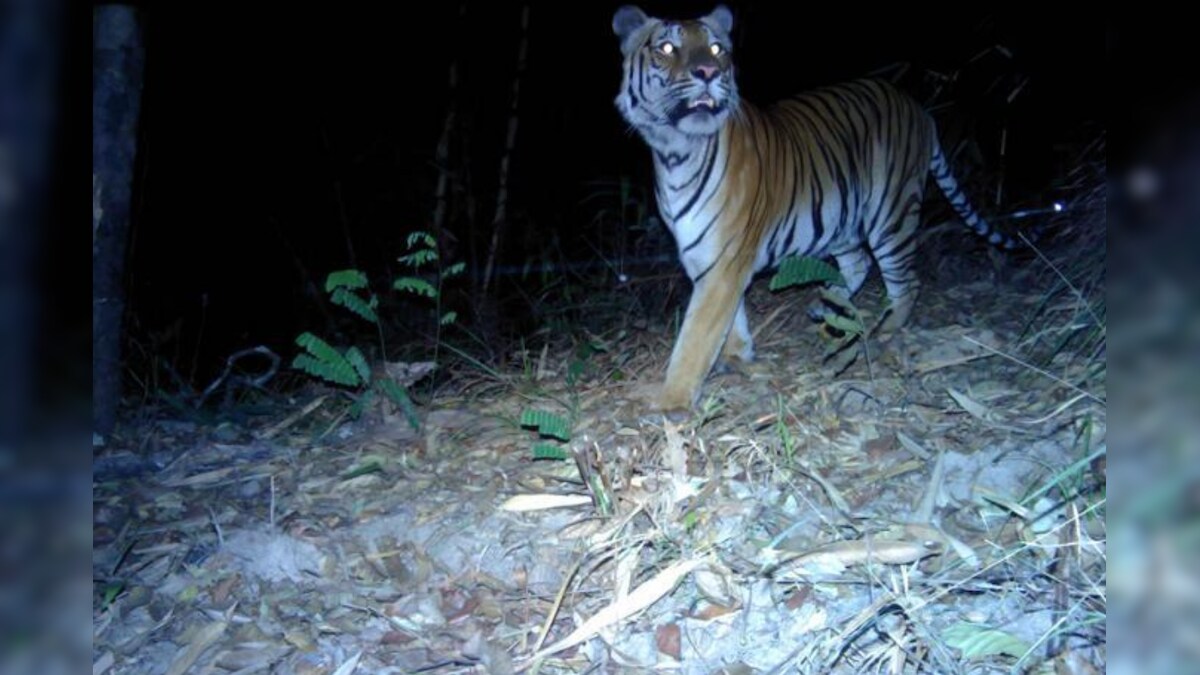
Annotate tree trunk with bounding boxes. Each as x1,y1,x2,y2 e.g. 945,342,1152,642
481,4,530,296
93,5,146,440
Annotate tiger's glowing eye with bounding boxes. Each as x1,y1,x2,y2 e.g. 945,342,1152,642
710,43,723,56
657,42,675,56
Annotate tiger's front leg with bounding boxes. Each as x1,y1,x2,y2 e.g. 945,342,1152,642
719,300,755,364
655,264,754,413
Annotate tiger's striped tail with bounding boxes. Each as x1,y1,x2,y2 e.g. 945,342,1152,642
929,139,1020,250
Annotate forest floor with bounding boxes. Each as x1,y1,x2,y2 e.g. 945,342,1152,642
93,251,1106,674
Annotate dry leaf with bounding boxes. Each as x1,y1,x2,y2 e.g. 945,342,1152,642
165,620,227,675
947,388,994,422
499,494,592,512
655,623,681,660
531,557,706,660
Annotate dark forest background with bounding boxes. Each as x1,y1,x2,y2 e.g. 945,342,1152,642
122,1,1104,402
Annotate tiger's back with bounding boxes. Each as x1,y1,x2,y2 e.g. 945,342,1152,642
613,5,1014,412
715,79,936,277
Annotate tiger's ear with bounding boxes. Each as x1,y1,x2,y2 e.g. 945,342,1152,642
705,5,734,34
612,5,649,42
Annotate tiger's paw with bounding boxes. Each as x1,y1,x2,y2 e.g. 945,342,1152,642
651,386,694,423
713,356,749,377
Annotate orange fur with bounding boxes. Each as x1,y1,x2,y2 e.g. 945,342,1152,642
614,6,1003,413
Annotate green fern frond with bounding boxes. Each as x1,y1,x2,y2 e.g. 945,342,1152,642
325,269,369,292
769,256,845,291
293,333,364,387
295,331,338,359
394,277,437,298
330,287,379,323
344,346,372,384
443,262,466,278
398,249,438,268
406,231,436,250
520,409,571,442
440,311,458,326
292,353,361,388
531,442,569,460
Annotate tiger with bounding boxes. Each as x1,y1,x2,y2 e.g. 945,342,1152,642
612,4,1020,413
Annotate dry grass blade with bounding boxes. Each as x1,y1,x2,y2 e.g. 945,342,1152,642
795,461,853,518
774,538,938,581
256,394,328,440
913,449,945,523
947,388,994,423
500,494,592,511
531,559,582,654
895,431,933,460
962,335,1104,404
331,650,363,675
525,557,707,664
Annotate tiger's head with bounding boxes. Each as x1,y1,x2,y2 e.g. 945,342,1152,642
612,5,738,139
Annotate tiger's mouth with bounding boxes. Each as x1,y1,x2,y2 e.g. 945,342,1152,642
668,95,726,124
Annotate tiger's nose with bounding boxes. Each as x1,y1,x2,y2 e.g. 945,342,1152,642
692,64,718,82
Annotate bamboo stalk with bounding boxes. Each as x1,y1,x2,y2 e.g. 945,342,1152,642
481,4,531,295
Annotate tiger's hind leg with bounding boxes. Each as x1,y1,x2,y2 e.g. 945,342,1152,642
871,198,923,335
808,247,872,322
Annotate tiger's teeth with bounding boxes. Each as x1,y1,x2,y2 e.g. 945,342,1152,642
688,96,716,109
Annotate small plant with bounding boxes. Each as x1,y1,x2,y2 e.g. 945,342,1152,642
522,408,572,461
521,406,615,517
774,395,799,464
292,270,422,430
770,255,867,350
394,230,463,368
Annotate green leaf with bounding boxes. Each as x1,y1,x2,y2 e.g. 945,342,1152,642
342,460,384,480
818,287,855,312
292,353,361,387
406,231,436,250
344,346,371,384
769,256,846,291
330,287,379,323
377,378,421,431
325,269,369,292
520,409,571,442
393,277,437,298
440,311,458,326
348,390,368,419
443,262,466,278
531,442,569,460
567,360,586,386
101,581,125,609
589,474,613,516
824,313,865,336
293,333,363,387
942,622,1031,660
398,249,438,268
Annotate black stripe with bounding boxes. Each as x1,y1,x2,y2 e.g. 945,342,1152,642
636,52,649,108
671,136,719,221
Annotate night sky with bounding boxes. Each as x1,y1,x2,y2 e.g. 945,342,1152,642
126,2,1103,385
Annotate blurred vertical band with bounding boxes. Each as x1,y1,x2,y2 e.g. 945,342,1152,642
1,1,87,673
